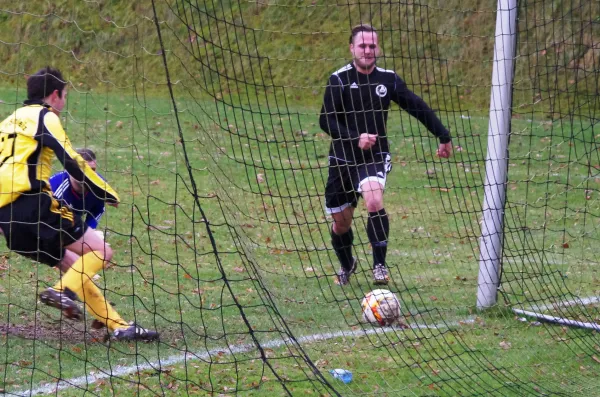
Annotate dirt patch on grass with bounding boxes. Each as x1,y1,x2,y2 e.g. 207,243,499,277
0,315,180,344
0,319,109,343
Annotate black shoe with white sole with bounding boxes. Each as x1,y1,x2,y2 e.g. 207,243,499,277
39,287,83,320
113,324,159,342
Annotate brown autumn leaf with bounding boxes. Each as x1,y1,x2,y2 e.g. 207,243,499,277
562,242,570,248
499,341,512,350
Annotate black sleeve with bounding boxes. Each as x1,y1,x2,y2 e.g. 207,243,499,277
35,109,120,204
391,75,451,144
319,74,360,143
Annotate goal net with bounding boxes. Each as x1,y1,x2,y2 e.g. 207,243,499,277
0,1,598,395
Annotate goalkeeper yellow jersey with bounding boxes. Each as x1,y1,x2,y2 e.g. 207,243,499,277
0,101,119,208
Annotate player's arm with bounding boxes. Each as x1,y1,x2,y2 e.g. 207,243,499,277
391,75,451,144
319,74,360,143
35,110,120,204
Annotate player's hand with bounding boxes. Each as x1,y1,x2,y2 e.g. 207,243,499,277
436,142,453,158
358,133,378,150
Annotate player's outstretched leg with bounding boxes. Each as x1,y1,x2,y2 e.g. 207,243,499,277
54,251,159,341
82,280,159,342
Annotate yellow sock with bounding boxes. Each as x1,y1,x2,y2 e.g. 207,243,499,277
81,280,129,331
53,251,105,295
53,251,128,331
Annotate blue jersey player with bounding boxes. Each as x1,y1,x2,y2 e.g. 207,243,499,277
49,148,107,232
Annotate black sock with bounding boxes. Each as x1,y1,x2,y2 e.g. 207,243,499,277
367,209,389,268
331,228,354,271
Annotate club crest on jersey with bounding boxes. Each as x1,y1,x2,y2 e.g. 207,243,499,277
375,84,387,97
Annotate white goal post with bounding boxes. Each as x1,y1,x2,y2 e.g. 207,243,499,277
477,0,518,309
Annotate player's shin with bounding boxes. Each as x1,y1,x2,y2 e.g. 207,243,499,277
81,280,129,331
331,227,354,270
367,209,389,267
53,251,105,294
52,251,128,330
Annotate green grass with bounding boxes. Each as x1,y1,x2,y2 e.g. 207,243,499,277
0,1,599,395
0,82,598,397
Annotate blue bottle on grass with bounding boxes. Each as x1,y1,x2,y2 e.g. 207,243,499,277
329,368,353,384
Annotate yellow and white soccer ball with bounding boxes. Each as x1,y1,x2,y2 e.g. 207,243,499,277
361,289,402,326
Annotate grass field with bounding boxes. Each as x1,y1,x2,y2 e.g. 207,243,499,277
0,82,599,397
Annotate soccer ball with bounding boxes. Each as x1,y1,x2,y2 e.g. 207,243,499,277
361,289,402,326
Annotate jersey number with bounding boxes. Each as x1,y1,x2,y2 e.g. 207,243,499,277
0,133,16,167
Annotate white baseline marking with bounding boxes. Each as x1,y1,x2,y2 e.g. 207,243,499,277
13,318,474,396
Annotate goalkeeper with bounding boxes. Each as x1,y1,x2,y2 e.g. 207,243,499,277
50,147,110,237
0,67,158,341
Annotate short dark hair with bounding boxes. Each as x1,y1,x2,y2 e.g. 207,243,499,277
27,67,66,101
349,24,377,44
76,148,96,162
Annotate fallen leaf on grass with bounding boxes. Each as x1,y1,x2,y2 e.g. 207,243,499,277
499,341,512,350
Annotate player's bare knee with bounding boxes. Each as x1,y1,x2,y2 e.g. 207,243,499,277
366,198,384,213
93,245,113,266
333,222,351,235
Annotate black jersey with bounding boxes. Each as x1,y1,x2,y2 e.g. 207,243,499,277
319,63,451,163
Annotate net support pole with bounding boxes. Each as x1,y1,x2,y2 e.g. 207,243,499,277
476,0,517,310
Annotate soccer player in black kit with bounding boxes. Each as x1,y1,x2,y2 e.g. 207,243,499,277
319,24,453,285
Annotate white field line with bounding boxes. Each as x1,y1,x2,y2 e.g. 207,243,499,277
513,308,600,331
526,296,600,312
513,295,600,331
12,317,475,396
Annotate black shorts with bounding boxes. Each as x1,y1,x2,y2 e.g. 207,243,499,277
325,153,392,214
0,192,87,267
